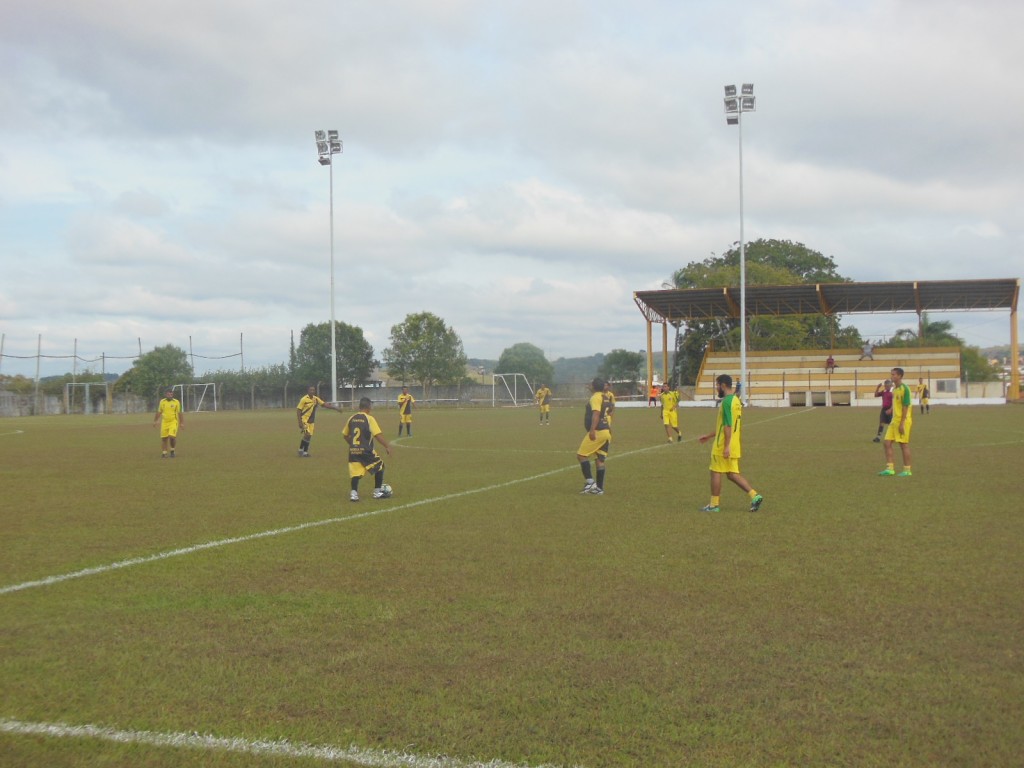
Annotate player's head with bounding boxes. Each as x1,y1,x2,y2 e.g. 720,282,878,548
891,367,905,383
307,385,317,395
715,374,733,398
402,386,409,393
359,397,373,411
884,379,892,389
590,377,606,393
164,388,174,398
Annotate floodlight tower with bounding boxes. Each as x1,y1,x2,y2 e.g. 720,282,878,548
724,84,756,402
314,129,343,402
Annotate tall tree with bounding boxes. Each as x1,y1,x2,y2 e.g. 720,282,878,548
668,239,862,384
292,321,376,391
116,344,193,402
383,312,467,397
495,342,554,387
599,349,644,385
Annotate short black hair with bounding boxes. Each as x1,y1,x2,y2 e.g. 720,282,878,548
591,377,606,392
715,374,733,388
359,397,373,409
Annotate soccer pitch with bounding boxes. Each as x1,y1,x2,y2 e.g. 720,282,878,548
2,404,1023,767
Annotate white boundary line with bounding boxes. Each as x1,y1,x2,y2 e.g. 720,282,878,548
0,718,571,768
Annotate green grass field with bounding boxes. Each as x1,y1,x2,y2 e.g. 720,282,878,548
2,403,1022,767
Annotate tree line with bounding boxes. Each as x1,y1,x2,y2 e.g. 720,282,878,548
1,239,1000,403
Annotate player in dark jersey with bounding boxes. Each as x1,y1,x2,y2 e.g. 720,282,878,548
576,377,612,495
342,397,394,501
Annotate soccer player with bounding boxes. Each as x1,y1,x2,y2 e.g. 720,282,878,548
153,387,183,459
879,367,913,477
577,377,612,495
342,397,394,502
296,385,340,457
660,383,682,442
535,383,552,425
397,386,415,437
915,378,931,415
873,379,893,442
697,374,764,513
603,381,616,427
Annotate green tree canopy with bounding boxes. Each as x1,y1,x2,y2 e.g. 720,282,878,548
292,321,376,391
495,342,554,387
669,239,863,384
599,349,644,384
383,312,467,396
116,344,193,402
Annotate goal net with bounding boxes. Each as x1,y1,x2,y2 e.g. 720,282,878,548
173,383,218,412
492,373,535,407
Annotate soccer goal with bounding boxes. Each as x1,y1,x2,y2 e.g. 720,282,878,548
492,373,535,407
173,383,218,412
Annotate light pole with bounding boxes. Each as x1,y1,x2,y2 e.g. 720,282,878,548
314,129,343,403
724,84,755,402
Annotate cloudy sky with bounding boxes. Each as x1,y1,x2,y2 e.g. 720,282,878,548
2,0,1021,379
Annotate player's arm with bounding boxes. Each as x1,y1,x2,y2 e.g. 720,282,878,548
153,403,161,426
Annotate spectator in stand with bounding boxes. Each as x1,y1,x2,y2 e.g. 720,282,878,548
859,341,875,361
825,354,837,374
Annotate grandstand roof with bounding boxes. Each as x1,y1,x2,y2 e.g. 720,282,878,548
633,278,1020,324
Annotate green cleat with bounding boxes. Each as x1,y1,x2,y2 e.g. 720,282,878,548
749,494,764,513
878,468,895,476
700,504,720,513
897,470,912,477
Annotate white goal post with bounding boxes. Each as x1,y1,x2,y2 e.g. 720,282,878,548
173,383,218,412
491,373,535,407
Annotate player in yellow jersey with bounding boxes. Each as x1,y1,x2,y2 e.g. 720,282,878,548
153,387,184,458
343,397,394,502
915,378,930,415
535,384,552,425
879,367,913,477
603,381,616,427
698,374,763,513
397,386,415,437
577,377,612,495
296,385,341,457
660,383,681,442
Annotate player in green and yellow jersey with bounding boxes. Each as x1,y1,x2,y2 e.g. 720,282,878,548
698,374,763,513
880,367,913,477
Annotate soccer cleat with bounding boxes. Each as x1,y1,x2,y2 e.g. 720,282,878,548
301,451,310,457
872,436,881,443
897,470,912,477
749,494,764,513
349,490,359,502
700,504,720,513
372,489,385,499
585,485,604,495
169,452,175,458
677,435,682,442
580,481,596,495
297,450,304,457
878,468,895,476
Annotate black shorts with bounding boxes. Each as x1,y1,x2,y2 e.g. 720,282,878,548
879,407,893,424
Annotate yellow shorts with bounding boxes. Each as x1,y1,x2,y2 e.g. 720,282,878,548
539,404,550,413
301,421,315,436
400,414,413,424
577,429,611,459
348,451,384,478
884,421,912,444
160,422,179,439
663,412,678,429
709,454,740,474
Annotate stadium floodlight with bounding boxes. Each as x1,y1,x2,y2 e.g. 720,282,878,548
314,129,343,403
723,83,756,402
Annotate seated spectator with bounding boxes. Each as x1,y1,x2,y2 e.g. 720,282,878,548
825,354,837,374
